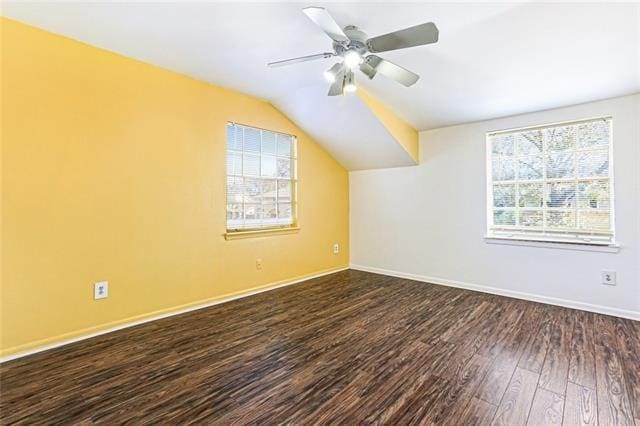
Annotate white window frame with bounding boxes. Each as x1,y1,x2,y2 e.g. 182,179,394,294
485,116,616,247
226,122,298,233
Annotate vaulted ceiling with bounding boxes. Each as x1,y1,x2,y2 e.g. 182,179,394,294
4,2,639,170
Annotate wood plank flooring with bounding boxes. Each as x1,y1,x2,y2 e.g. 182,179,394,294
1,270,638,425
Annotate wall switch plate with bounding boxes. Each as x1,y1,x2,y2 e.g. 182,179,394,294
333,243,340,254
601,270,616,286
94,281,109,299
256,258,263,270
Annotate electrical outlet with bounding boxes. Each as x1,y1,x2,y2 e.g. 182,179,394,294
602,270,616,286
333,243,340,254
256,258,263,270
94,281,109,299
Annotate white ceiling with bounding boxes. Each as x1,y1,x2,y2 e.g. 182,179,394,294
4,2,640,168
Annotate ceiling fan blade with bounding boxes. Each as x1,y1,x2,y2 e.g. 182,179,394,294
303,7,349,43
267,52,334,68
328,69,346,96
365,55,419,86
359,62,377,80
366,22,438,53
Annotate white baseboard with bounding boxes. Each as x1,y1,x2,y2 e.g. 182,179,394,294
0,266,349,364
5,264,635,364
350,263,640,321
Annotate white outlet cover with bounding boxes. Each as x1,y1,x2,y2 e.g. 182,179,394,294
601,270,616,286
333,244,339,254
94,281,109,299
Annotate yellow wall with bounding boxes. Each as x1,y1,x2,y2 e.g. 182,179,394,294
0,18,349,357
357,89,419,163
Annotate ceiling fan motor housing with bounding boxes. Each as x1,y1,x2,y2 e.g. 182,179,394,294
334,25,368,57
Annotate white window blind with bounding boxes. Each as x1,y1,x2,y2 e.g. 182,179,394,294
486,117,614,245
226,123,297,231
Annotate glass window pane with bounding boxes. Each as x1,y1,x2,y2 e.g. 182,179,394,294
277,134,292,157
577,180,610,209
546,152,574,179
516,131,543,155
519,210,543,227
278,180,291,203
518,156,543,180
261,155,277,177
262,203,277,220
243,153,260,176
243,178,261,203
244,204,260,221
262,131,276,154
227,125,242,151
244,127,260,152
493,184,515,208
547,210,575,228
227,204,243,222
261,179,277,203
227,177,244,204
491,134,515,156
226,152,235,175
493,210,515,226
235,126,243,149
277,157,291,178
547,182,576,208
577,150,608,178
226,152,242,176
544,125,575,152
518,183,543,207
578,120,609,149
492,158,515,181
278,203,292,220
578,211,610,231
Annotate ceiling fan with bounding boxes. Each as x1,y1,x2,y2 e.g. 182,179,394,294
267,7,439,96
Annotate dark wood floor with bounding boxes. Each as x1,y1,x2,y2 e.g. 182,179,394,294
1,270,639,425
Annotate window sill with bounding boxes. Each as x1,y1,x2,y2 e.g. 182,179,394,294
225,227,300,240
484,236,620,253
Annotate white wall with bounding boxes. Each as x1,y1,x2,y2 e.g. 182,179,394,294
350,94,640,318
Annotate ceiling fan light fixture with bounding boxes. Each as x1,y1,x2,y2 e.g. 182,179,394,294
343,50,363,69
344,70,357,93
323,62,343,83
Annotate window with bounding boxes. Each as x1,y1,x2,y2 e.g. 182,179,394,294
226,123,297,231
487,117,614,245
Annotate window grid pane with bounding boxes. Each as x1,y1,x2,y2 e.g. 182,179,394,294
487,117,613,243
226,123,297,231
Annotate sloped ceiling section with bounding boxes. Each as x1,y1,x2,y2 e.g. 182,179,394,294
274,84,416,170
356,89,419,164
